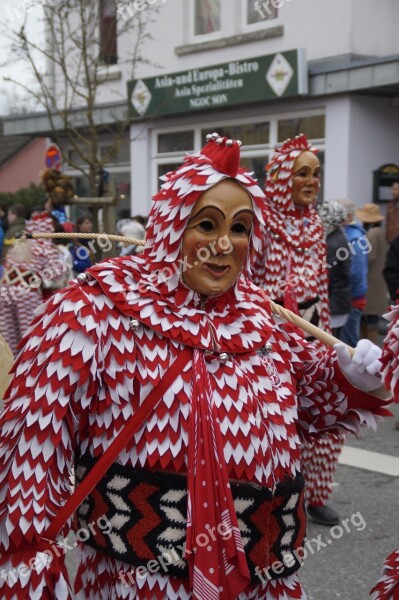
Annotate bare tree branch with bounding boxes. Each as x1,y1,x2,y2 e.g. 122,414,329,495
1,0,162,195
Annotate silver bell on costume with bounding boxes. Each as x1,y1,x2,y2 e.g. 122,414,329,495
130,318,140,331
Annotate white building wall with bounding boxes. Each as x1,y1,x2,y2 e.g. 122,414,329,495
130,123,152,215
347,96,399,208
130,96,328,214
323,97,352,202
41,0,399,217
314,95,399,210
93,0,399,106
352,0,399,57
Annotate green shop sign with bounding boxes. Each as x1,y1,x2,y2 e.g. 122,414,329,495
128,49,307,119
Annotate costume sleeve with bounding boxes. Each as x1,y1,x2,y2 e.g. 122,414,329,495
0,283,101,599
370,548,399,600
278,323,391,438
381,301,399,401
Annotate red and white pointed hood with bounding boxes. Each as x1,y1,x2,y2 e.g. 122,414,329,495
265,134,319,214
89,133,274,352
141,132,266,293
261,134,324,247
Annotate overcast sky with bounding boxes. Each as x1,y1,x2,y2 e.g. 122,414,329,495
0,0,45,116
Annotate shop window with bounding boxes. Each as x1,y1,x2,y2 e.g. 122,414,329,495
201,122,270,147
278,115,325,143
158,131,194,153
194,0,221,35
246,0,278,24
99,0,117,65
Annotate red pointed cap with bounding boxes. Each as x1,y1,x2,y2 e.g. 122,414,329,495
200,132,242,177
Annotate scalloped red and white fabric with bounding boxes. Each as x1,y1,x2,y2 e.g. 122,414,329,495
0,212,62,356
371,303,399,600
0,142,391,600
381,302,399,402
371,549,399,600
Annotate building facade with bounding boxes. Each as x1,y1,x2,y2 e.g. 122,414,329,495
3,0,399,219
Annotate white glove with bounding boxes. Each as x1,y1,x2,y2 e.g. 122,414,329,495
334,339,383,392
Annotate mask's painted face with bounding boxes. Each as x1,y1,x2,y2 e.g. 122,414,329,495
181,180,253,297
291,151,320,207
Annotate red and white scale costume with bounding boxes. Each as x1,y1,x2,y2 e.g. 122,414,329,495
371,301,399,600
0,137,391,600
251,135,345,508
0,212,61,357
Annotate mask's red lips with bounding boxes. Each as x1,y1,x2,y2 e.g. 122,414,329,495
203,263,230,276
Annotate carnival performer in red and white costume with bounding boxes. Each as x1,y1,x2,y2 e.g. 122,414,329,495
0,211,62,357
251,135,346,526
371,301,399,600
0,134,391,600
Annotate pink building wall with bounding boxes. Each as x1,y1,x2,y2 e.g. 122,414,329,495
0,138,47,193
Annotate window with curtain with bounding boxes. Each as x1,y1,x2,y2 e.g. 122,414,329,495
247,0,277,24
194,0,221,35
99,0,117,65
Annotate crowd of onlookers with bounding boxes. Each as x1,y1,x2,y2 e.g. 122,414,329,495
318,181,399,348
0,203,149,278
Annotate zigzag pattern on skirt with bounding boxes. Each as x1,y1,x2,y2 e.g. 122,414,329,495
75,454,307,584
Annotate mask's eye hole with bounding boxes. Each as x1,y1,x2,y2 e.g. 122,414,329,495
198,220,214,232
231,222,249,235
294,170,307,178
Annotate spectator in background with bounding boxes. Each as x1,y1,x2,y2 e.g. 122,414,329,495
1,204,26,262
70,215,95,275
355,203,389,344
336,198,368,346
384,234,399,303
319,200,352,338
118,220,146,256
386,179,399,243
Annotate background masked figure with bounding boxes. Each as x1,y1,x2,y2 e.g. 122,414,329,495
0,211,63,357
0,134,390,600
251,135,346,526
